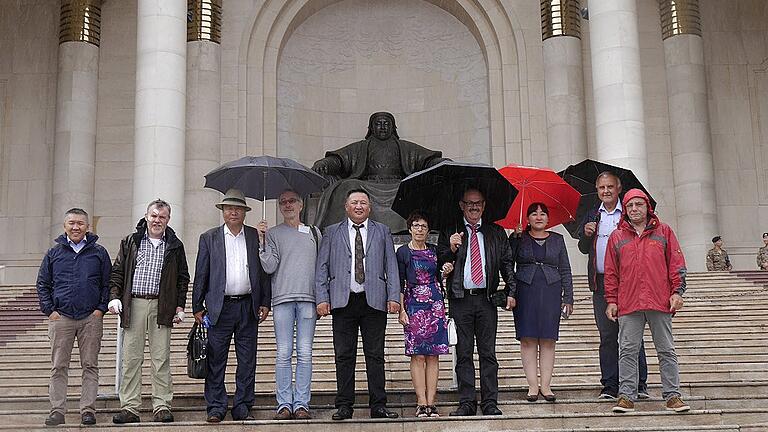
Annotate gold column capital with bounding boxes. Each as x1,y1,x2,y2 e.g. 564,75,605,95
541,0,581,41
59,0,102,46
188,0,222,43
659,0,702,40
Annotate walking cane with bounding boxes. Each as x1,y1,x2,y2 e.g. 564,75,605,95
114,315,123,396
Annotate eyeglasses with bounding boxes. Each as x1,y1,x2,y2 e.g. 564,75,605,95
461,200,485,208
410,223,429,231
279,198,299,205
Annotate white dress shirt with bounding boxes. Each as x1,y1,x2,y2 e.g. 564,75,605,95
462,218,487,289
596,201,622,274
67,236,87,254
348,218,368,293
224,225,251,296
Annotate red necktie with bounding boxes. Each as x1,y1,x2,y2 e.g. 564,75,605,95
469,224,484,286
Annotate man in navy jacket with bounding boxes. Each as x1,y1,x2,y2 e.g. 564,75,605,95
37,208,111,426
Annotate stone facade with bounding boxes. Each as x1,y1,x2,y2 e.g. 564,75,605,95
0,0,767,282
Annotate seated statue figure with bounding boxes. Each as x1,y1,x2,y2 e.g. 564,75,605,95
310,112,447,232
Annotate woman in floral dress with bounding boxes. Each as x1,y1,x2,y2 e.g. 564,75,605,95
396,211,453,418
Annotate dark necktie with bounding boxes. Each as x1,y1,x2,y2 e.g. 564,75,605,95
353,224,365,284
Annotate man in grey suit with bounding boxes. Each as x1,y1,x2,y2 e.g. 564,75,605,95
316,188,401,420
192,189,271,423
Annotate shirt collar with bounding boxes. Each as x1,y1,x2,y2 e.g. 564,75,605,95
224,224,245,238
463,217,482,229
348,218,368,230
143,232,166,242
599,200,622,215
67,235,87,247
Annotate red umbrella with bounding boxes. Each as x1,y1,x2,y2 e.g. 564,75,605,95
496,164,581,230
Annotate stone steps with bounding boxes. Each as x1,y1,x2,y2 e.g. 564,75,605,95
0,271,766,431
1,409,765,432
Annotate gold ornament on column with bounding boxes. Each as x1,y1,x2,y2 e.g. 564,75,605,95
541,0,581,40
59,0,102,46
188,0,222,43
659,0,702,40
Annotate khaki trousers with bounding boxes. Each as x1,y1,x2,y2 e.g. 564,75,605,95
48,313,103,415
119,298,172,414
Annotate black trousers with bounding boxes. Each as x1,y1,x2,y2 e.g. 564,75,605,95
449,292,499,409
331,292,388,410
204,298,258,419
593,274,648,395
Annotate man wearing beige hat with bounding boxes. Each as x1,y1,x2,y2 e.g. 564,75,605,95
192,188,272,422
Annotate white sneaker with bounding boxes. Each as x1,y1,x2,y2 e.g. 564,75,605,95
637,390,650,399
598,393,617,400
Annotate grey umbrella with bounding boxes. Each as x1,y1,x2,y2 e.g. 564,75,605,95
204,156,328,219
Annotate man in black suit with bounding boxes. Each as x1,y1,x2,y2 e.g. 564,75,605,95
315,189,401,420
192,189,271,422
438,188,515,416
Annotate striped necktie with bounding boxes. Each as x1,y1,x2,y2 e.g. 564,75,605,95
469,224,484,286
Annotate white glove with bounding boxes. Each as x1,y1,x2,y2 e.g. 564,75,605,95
174,311,185,323
108,299,123,314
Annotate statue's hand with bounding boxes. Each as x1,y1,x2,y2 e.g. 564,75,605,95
312,155,344,179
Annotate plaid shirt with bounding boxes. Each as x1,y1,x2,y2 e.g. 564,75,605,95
131,234,166,297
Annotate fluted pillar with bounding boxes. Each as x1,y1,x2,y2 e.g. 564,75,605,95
51,0,101,235
542,0,587,171
588,0,648,183
660,0,717,271
132,0,187,229
185,0,222,257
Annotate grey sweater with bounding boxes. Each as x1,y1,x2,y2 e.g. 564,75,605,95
258,223,320,306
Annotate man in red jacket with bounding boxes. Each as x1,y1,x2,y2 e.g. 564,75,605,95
604,189,690,414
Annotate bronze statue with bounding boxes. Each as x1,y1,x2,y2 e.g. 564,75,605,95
309,112,447,232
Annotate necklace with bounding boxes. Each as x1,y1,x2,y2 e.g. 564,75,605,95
409,240,427,250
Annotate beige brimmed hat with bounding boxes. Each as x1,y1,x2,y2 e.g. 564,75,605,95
215,188,251,211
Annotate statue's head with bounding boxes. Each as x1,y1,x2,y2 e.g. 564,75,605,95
365,111,399,141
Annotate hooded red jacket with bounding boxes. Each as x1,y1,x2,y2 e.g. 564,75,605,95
604,189,687,317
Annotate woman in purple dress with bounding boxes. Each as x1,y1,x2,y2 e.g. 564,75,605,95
396,211,452,418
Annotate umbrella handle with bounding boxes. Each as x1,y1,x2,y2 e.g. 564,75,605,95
518,188,524,230
262,171,267,221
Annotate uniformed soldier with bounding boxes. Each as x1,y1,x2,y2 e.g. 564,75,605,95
757,232,768,270
706,236,732,271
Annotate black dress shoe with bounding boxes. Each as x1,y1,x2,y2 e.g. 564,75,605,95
482,404,502,415
332,406,354,420
449,403,477,416
112,409,140,424
45,412,65,426
541,392,556,402
370,407,399,419
81,412,96,425
526,393,539,402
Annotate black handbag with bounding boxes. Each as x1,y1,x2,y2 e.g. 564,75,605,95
186,322,208,379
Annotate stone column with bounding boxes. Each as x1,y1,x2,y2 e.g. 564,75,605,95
588,0,648,183
51,0,102,235
132,0,187,229
542,0,589,271
660,0,717,271
185,0,222,257
542,0,587,171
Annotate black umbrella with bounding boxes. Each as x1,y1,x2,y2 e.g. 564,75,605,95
392,160,518,232
204,156,328,219
558,159,656,239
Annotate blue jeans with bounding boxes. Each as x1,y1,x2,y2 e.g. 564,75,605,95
273,301,317,412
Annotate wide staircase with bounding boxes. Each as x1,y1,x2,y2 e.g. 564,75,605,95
1,272,767,431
